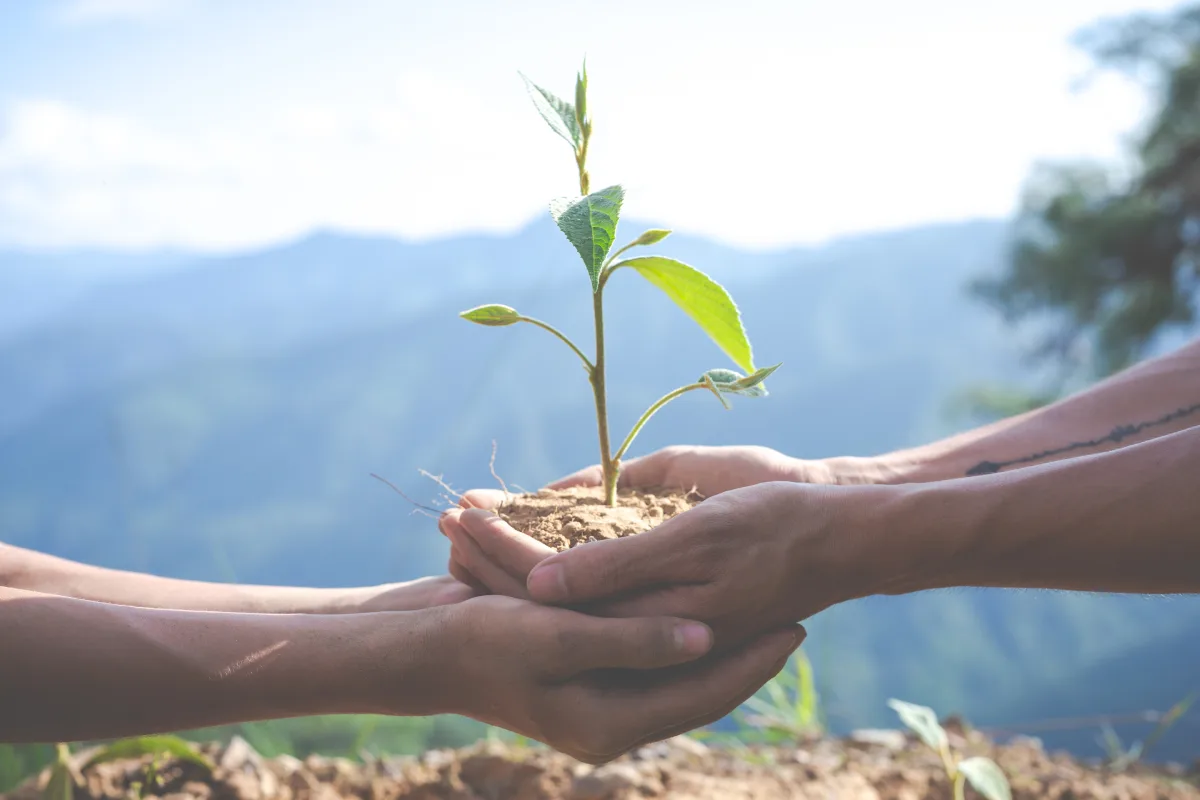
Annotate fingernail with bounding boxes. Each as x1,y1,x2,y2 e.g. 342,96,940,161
528,563,567,603
674,623,712,656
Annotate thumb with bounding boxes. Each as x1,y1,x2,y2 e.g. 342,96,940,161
526,524,682,606
543,452,663,492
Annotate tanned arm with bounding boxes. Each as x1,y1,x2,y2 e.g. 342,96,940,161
0,585,422,742
0,543,469,613
884,423,1200,595
826,336,1200,484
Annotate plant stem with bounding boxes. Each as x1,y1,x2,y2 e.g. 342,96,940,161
953,771,966,800
612,382,707,463
591,289,618,505
517,316,593,371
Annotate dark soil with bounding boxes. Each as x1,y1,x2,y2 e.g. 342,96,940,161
492,485,700,551
8,728,1199,800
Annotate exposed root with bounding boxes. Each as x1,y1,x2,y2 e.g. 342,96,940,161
489,439,512,504
370,473,444,518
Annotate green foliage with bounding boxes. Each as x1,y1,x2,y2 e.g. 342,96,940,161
519,73,582,150
463,61,776,505
887,698,948,751
889,698,1012,800
618,255,757,374
549,185,625,292
626,228,672,247
944,383,1060,425
733,649,824,742
702,364,781,399
41,745,73,800
957,756,1013,800
0,744,54,794
82,735,213,772
971,3,1200,381
1097,691,1198,771
460,304,522,326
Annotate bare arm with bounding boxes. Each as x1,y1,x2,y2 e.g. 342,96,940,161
0,583,797,765
828,336,1200,484
885,423,1200,595
0,542,470,613
0,585,420,742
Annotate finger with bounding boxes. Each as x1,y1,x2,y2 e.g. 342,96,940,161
626,624,808,748
588,624,805,755
546,453,666,491
448,554,490,595
544,464,603,490
520,508,697,605
548,614,716,675
459,488,510,510
445,519,531,599
457,507,554,583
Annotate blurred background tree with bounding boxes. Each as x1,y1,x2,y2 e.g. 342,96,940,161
964,2,1200,418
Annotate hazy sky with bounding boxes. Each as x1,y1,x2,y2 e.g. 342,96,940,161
0,0,1186,253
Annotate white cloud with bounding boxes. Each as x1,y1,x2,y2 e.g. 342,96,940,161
53,0,190,26
0,46,1153,253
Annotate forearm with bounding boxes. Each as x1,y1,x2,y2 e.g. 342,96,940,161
0,587,434,742
828,337,1200,484
885,424,1200,595
0,543,364,613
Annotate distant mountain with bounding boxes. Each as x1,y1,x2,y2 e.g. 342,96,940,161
1,216,1197,762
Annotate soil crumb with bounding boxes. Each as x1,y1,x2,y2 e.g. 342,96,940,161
493,485,701,551
10,730,1199,800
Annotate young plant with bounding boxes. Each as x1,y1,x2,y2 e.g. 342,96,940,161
1097,691,1197,771
460,61,780,507
888,699,1011,800
38,736,213,800
734,649,824,743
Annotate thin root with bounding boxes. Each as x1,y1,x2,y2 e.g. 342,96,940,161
418,469,466,501
371,472,446,517
489,439,512,504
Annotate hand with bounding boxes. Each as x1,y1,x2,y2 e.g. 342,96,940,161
439,444,832,595
549,444,831,497
445,481,910,649
339,575,479,613
414,595,805,763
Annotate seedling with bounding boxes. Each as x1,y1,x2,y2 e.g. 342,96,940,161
460,61,780,507
39,736,213,800
1097,691,1197,771
888,699,1011,800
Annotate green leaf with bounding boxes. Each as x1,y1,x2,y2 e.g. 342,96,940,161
549,185,624,292
460,304,522,326
574,59,588,130
42,745,73,800
519,73,581,150
701,372,731,410
887,699,948,751
698,364,780,398
958,757,1012,800
619,256,754,373
83,736,213,772
628,228,671,247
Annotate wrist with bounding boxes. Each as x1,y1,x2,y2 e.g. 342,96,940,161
340,606,457,717
805,455,910,486
813,480,977,599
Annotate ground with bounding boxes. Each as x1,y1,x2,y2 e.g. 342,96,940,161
7,722,1199,800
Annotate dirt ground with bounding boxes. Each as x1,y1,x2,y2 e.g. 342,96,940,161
7,723,1199,800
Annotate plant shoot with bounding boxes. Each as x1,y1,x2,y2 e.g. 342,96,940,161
460,61,780,506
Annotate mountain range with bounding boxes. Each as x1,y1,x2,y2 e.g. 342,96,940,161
2,215,1197,762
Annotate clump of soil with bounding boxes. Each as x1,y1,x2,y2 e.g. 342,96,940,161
490,485,701,551
10,728,1200,800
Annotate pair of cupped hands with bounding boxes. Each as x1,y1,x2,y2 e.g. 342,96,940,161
425,445,890,764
